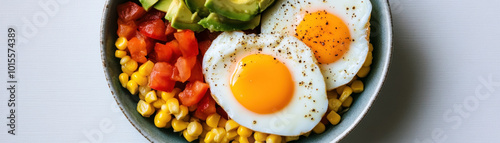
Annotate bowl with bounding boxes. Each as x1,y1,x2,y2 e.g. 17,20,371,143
100,0,392,142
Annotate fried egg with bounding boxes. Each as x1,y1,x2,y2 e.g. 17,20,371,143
202,32,328,136
261,0,372,90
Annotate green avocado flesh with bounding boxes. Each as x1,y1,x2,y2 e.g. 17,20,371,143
198,13,260,32
140,0,159,11
205,0,259,21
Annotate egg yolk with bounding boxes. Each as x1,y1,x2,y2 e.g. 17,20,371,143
230,54,294,114
295,10,351,64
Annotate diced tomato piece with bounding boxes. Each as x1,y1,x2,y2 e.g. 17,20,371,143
193,108,209,120
197,92,216,114
139,19,167,41
174,30,199,57
149,62,176,92
172,56,197,82
188,61,204,82
127,37,148,63
216,107,228,120
138,9,165,23
154,41,176,62
117,19,137,40
117,2,146,21
135,31,155,54
165,22,176,37
178,81,209,106
198,40,212,58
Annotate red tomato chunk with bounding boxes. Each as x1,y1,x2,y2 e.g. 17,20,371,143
117,2,146,22
149,62,176,92
174,30,199,57
179,81,209,106
128,37,148,63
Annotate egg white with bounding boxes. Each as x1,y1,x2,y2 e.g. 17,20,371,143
261,0,372,90
202,32,328,136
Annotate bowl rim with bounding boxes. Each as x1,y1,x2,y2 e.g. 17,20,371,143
100,0,393,142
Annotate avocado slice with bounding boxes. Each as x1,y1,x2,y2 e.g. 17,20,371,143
258,0,275,12
185,0,210,17
153,0,173,12
167,0,205,31
198,13,260,32
205,0,259,21
139,0,159,11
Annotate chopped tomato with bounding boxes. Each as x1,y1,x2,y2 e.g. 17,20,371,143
117,2,146,21
149,62,176,92
174,30,199,57
188,61,204,82
178,81,209,106
165,22,176,37
193,108,209,120
117,19,137,40
139,19,167,41
194,92,216,120
216,107,228,120
154,40,177,62
135,31,155,54
138,9,165,23
172,56,197,82
127,37,148,63
198,40,212,58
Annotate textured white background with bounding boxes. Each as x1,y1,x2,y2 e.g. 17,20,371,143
0,0,499,142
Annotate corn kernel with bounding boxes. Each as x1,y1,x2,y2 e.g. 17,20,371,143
369,43,373,52
172,118,189,132
237,126,252,137
302,132,311,137
174,105,189,120
200,128,210,139
211,128,226,143
351,80,364,93
328,98,342,112
138,60,155,76
187,121,203,137
183,129,198,142
342,96,353,107
203,122,213,131
167,98,180,114
335,85,345,95
206,113,221,128
231,140,239,143
125,60,138,72
137,100,155,117
312,122,325,134
115,37,128,50
120,56,131,65
121,65,134,76
266,134,282,143
327,111,341,125
225,130,238,140
158,88,181,100
285,136,300,142
119,73,129,88
237,136,249,143
255,141,264,143
363,52,373,67
339,86,352,102
190,117,200,123
218,117,227,128
152,99,166,109
154,110,172,128
139,85,151,96
145,90,158,103
221,136,231,143
115,50,127,58
131,72,148,86
204,131,215,143
126,80,138,95
253,132,268,142
139,92,145,100
357,66,370,78
225,120,240,131
327,90,338,99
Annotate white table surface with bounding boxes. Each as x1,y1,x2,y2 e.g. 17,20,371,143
1,0,499,142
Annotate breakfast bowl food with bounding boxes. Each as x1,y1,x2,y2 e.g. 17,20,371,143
101,0,392,142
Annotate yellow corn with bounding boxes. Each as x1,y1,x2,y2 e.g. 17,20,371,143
369,43,373,52
225,120,240,131
206,113,221,128
266,134,282,143
253,132,268,142
172,118,189,132
285,136,300,142
126,80,138,95
138,92,145,100
158,88,181,100
327,111,341,125
154,110,171,128
121,65,134,76
138,60,155,76
173,105,189,120
190,117,200,123
351,80,364,93
115,50,127,58
335,85,345,95
145,90,158,103
339,86,352,102
342,96,353,108
302,132,311,137
218,117,227,128
255,141,264,143
183,129,198,142
200,128,210,139
139,85,151,96
137,100,155,117
152,99,166,109
231,140,239,143
204,131,215,143
119,73,129,88
363,52,373,67
120,56,131,65
312,122,325,134
211,128,226,143
328,98,342,112
225,130,238,140
124,59,138,73
237,136,249,143
167,98,180,114
115,37,128,50
187,121,203,137
237,126,252,137
203,122,213,131
357,66,370,78
131,72,148,86
327,90,338,99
